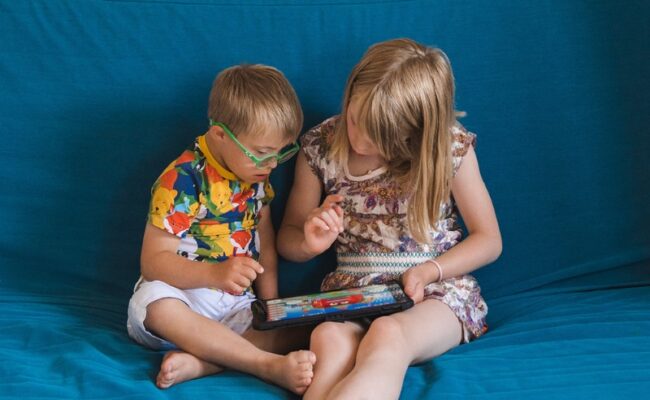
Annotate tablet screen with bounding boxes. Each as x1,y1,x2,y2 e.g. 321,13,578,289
264,283,407,322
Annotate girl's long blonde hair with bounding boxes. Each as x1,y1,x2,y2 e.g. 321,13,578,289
331,38,456,244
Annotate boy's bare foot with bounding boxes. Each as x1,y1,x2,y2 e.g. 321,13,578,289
156,350,224,389
262,350,317,395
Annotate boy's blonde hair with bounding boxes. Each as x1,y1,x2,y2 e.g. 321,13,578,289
208,64,303,141
331,38,456,244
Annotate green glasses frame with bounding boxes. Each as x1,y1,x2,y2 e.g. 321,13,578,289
209,120,300,168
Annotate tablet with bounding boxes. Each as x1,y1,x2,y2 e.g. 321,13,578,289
251,282,414,330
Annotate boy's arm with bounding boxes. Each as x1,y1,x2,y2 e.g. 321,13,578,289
141,223,263,293
254,205,278,300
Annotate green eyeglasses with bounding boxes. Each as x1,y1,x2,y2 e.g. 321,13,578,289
209,120,300,168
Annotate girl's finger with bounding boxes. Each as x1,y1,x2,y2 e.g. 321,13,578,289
319,210,339,231
332,206,344,231
326,208,343,232
310,216,330,231
413,281,424,303
322,194,344,209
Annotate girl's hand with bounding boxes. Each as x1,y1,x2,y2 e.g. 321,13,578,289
402,261,439,304
302,194,344,256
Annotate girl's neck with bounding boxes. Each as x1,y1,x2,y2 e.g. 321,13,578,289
346,150,386,178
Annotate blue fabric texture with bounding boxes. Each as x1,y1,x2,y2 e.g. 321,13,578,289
0,1,648,398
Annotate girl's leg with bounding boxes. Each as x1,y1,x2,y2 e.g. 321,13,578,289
144,298,315,394
326,299,462,400
303,321,366,400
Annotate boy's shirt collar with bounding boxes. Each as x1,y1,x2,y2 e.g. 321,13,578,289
197,134,237,181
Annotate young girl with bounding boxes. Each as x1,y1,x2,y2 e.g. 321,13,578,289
277,38,502,399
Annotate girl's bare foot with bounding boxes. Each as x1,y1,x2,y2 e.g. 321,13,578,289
262,350,317,395
156,351,224,389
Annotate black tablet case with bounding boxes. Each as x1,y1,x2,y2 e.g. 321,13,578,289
252,282,414,330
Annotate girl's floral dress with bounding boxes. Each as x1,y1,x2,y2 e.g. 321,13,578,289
301,117,488,342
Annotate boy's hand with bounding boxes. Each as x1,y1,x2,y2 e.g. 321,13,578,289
302,194,344,256
213,256,264,295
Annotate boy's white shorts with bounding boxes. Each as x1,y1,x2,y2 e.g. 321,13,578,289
127,279,255,350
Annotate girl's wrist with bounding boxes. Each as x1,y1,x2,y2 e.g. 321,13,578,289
424,259,444,283
300,239,320,259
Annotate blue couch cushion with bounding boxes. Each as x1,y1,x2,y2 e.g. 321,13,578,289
2,264,648,399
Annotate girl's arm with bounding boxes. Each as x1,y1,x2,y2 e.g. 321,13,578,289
277,151,343,262
403,146,502,302
254,205,278,299
140,223,263,293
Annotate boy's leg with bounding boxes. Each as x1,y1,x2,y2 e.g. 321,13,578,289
144,298,315,394
303,321,366,400
156,325,311,389
326,299,462,400
242,323,312,354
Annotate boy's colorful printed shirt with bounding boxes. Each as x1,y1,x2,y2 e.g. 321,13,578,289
148,135,274,263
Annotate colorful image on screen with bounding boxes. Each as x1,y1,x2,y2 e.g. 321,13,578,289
265,284,400,322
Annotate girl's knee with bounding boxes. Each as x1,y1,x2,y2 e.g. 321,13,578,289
310,321,344,343
310,322,358,348
366,316,406,345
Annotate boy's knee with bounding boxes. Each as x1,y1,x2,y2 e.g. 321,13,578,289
144,298,187,329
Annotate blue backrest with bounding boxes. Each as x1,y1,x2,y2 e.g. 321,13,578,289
1,1,648,300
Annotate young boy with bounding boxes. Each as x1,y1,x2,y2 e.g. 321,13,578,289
127,64,315,394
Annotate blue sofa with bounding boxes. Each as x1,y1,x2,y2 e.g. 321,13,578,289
1,1,649,398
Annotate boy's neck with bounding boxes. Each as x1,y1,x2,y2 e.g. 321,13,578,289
203,130,229,171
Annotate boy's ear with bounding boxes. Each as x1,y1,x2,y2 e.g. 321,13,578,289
210,125,226,140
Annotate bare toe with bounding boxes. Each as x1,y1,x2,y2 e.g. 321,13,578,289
156,353,178,389
285,351,317,393
296,350,317,364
